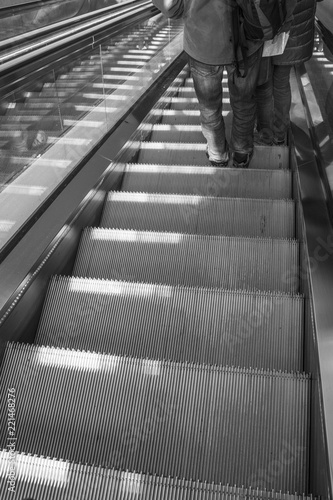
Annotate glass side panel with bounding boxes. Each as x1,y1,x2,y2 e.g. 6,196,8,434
0,15,183,252
305,27,333,193
307,30,333,141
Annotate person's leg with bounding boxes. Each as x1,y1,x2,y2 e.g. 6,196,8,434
255,58,274,144
273,64,292,144
226,47,263,167
188,56,229,165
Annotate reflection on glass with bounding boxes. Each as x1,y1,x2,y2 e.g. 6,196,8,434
305,29,333,195
306,30,333,141
0,15,183,251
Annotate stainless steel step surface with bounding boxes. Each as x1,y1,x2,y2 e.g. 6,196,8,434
136,141,289,169
147,123,206,142
0,451,315,500
0,343,309,492
101,191,295,239
73,228,299,294
121,164,293,200
35,276,303,372
157,96,232,111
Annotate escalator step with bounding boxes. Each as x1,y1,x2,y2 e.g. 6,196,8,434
136,141,289,169
101,192,295,239
0,451,315,499
145,127,287,171
36,276,303,372
168,83,229,99
122,164,292,199
158,96,232,111
92,82,141,91
147,123,206,142
0,342,309,492
73,228,299,294
151,108,206,125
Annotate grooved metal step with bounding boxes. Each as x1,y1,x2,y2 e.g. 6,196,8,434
122,164,292,200
150,108,225,125
136,141,289,169
101,192,295,239
148,123,205,142
157,96,232,111
73,228,299,294
0,451,315,499
36,276,303,372
0,343,309,492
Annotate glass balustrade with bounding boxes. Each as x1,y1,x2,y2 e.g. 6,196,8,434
0,15,183,252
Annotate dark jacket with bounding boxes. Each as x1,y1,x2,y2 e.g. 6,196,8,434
273,0,316,65
151,0,262,66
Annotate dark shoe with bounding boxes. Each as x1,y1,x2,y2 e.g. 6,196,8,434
207,156,229,167
233,151,253,169
254,128,274,146
206,143,229,167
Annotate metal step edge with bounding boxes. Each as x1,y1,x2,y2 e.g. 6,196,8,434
105,191,294,204
121,166,292,200
1,341,310,381
73,228,299,294
123,163,291,174
0,451,316,500
44,275,304,299
0,343,309,491
75,228,298,248
35,275,304,372
101,192,295,239
137,141,288,152
135,142,289,170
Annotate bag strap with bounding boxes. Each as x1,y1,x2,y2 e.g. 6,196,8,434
232,6,249,78
277,0,285,35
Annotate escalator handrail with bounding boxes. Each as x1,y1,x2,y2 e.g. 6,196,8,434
0,0,144,56
315,17,333,56
0,0,45,14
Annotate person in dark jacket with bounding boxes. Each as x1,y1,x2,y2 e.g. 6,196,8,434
255,0,317,145
152,0,263,168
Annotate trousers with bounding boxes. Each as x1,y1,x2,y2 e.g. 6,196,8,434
255,62,292,143
188,48,262,162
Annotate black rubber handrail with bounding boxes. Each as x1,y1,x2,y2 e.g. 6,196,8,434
0,0,44,15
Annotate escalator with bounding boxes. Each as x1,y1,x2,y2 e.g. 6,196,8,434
0,6,332,500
